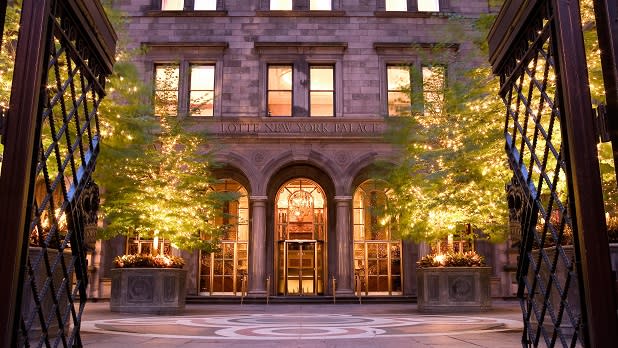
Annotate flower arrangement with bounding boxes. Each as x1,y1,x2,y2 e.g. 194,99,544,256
417,250,486,268
113,254,185,269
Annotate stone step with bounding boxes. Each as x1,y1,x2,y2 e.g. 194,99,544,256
186,295,417,305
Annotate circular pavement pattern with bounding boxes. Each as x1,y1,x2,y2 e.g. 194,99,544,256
81,313,522,340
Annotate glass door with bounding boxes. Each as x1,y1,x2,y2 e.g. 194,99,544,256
275,178,326,296
285,241,317,295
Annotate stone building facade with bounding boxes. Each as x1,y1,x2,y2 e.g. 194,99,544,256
95,0,514,299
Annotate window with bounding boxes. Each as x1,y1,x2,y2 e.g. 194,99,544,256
422,65,446,115
309,66,334,116
154,63,219,116
189,65,215,116
353,180,402,295
161,0,184,10
268,65,293,116
154,64,180,116
385,0,407,11
194,0,217,10
418,0,440,12
387,65,412,116
271,0,292,10
310,0,331,10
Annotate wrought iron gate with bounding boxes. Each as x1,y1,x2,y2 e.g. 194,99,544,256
0,0,116,347
489,0,618,346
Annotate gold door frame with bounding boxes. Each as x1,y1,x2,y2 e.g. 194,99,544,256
275,179,326,296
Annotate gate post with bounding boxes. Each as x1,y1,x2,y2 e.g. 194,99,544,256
0,1,54,345
551,1,618,345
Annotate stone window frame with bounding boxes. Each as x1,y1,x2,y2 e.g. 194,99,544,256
144,42,228,117
148,0,227,16
374,42,457,117
255,42,346,118
375,0,449,13
258,0,343,12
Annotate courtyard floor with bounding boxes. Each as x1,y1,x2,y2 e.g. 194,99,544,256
79,300,524,347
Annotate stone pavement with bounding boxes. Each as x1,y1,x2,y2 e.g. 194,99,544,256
79,300,524,347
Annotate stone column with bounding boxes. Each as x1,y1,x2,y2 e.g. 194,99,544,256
248,196,268,295
334,196,354,295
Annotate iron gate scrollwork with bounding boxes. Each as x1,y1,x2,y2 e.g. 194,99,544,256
0,0,116,347
489,0,618,347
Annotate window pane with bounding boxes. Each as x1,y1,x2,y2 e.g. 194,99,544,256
310,67,333,90
190,91,214,116
388,91,411,116
422,66,446,115
271,0,292,10
418,0,440,12
385,0,407,11
268,66,293,90
194,0,217,10
268,91,292,116
191,65,215,90
162,0,184,10
387,66,410,91
310,0,331,10
154,65,179,116
310,92,334,116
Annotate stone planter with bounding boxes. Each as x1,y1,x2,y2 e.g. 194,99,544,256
21,247,74,337
610,243,618,280
110,268,187,314
417,266,492,312
529,246,579,336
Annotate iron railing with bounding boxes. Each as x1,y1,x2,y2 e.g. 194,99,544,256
489,0,618,346
0,0,116,347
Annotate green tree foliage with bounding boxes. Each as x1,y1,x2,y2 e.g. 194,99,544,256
580,0,618,215
383,14,510,243
0,1,21,168
94,4,233,252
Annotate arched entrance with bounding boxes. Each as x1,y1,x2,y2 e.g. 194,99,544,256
275,179,326,296
198,178,249,295
353,179,402,295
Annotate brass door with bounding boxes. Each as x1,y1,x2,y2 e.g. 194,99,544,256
284,241,317,296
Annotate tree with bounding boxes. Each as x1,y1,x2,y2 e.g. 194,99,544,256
382,13,510,244
0,1,21,168
94,3,233,253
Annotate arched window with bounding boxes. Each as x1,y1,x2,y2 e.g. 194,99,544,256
353,180,402,295
198,179,249,295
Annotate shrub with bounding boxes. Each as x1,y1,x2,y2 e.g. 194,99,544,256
113,254,185,269
417,250,486,268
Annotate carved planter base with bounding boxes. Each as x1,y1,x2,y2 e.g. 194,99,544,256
110,268,187,314
417,267,492,312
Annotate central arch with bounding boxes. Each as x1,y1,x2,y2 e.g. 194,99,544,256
266,164,336,296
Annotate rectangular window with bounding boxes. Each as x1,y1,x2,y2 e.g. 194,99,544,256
271,0,293,10
154,64,180,116
189,65,215,116
310,0,331,10
422,65,446,115
268,65,293,116
418,0,440,12
161,0,184,11
387,65,411,116
385,0,407,11
194,0,217,10
309,66,334,116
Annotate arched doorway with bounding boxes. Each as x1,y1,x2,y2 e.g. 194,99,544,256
275,178,326,296
198,178,249,295
353,179,402,295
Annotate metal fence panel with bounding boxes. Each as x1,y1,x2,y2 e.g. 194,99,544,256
489,0,618,346
0,1,116,346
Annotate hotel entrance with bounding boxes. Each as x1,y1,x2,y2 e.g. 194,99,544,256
275,179,326,296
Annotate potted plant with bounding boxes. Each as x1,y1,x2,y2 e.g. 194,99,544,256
110,253,187,314
416,250,492,312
